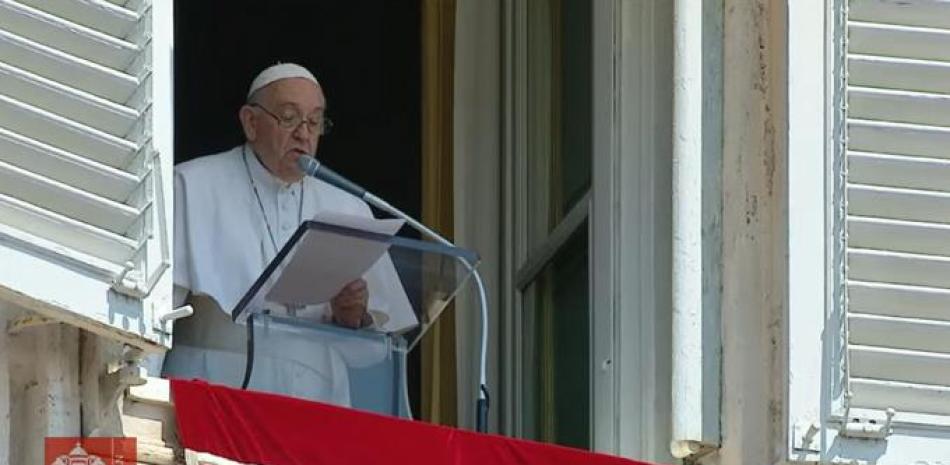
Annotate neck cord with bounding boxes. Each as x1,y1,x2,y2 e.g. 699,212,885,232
242,145,304,254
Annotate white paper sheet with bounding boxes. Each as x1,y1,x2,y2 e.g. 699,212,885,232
264,212,418,332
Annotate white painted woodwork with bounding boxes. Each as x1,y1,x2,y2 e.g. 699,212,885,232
0,61,140,137
849,249,950,289
14,0,140,38
0,28,139,102
849,87,950,127
848,119,950,159
848,185,950,224
849,314,950,353
850,0,950,29
850,345,950,387
847,0,950,421
849,21,950,62
789,1,950,463
849,280,950,321
0,0,174,350
848,152,950,192
671,0,720,457
849,216,950,256
850,379,950,416
0,127,140,202
0,94,139,168
0,0,140,70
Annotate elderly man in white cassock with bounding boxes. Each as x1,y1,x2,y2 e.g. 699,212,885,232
164,63,414,407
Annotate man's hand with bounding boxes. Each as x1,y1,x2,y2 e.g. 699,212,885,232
330,279,370,329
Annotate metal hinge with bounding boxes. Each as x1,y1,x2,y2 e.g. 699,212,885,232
837,407,896,440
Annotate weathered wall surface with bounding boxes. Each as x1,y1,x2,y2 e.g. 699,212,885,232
0,303,177,464
700,1,789,464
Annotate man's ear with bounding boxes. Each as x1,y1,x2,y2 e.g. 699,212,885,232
239,105,257,141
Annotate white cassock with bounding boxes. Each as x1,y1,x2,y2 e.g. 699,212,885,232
164,144,416,407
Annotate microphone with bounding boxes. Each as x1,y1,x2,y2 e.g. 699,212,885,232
296,155,492,433
297,156,367,199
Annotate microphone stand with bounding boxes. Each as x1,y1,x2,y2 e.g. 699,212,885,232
296,156,490,432
362,192,491,433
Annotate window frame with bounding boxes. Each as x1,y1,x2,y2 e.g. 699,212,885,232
500,0,674,460
504,0,594,445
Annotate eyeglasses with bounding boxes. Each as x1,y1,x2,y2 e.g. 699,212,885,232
249,102,333,135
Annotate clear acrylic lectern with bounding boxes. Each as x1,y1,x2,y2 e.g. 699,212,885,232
229,220,479,417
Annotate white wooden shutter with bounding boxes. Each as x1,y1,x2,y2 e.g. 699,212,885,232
0,0,174,348
846,0,950,425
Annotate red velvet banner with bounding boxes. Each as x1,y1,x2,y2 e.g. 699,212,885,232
171,379,656,465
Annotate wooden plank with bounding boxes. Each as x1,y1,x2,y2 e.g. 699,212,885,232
849,248,950,289
851,0,950,29
849,184,950,224
849,54,950,95
850,313,950,353
849,21,950,62
851,344,950,387
851,377,950,416
849,215,950,257
849,280,950,321
848,119,950,159
848,151,950,192
849,87,950,127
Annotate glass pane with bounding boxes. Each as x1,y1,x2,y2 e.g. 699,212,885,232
230,220,479,353
521,222,589,449
526,0,592,245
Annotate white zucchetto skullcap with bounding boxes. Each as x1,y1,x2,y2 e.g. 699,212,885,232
247,63,320,100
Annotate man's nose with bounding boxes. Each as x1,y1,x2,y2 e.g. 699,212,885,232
292,121,315,140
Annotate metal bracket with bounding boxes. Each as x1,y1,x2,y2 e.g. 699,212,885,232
838,407,896,440
153,305,193,334
793,422,821,453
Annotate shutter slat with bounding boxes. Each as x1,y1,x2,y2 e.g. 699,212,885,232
849,248,950,290
849,119,950,159
0,159,140,235
849,280,950,322
0,127,137,202
850,378,950,416
0,0,139,70
849,216,950,257
0,28,137,103
849,152,950,191
0,61,138,137
851,0,950,30
851,345,950,387
0,192,135,264
849,87,950,127
16,0,140,38
849,54,950,94
0,94,137,168
850,21,950,62
850,313,950,353
848,184,950,224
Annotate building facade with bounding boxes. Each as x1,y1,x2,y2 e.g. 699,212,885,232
0,1,948,464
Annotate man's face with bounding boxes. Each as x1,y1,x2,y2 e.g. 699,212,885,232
242,78,326,183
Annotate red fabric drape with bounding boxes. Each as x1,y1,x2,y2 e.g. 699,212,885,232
171,379,657,465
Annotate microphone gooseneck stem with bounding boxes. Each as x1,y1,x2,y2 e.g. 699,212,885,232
363,192,491,433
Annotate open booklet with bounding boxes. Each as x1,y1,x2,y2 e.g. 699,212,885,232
264,211,418,333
